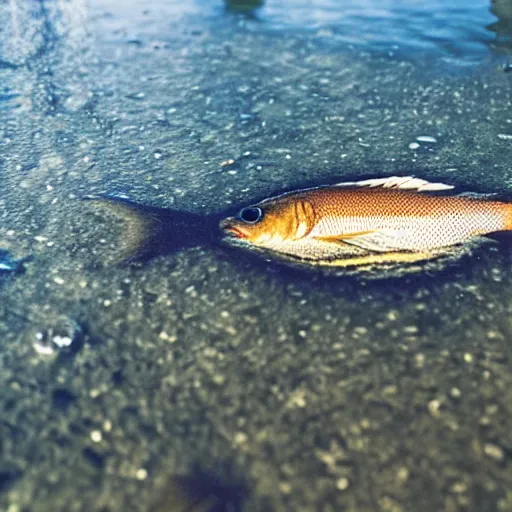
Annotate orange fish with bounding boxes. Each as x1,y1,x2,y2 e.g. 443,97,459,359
219,176,512,270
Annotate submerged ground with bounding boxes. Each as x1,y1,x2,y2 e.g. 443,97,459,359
1,0,512,511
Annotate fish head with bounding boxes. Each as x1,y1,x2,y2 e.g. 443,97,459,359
220,196,315,250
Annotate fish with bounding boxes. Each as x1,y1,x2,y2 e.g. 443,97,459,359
219,176,512,271
84,176,512,275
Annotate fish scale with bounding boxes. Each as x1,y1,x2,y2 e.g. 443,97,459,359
306,188,507,251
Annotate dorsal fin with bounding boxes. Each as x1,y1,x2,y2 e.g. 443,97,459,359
333,176,454,192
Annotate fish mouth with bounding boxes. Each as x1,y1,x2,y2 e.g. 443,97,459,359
225,226,248,239
219,218,249,240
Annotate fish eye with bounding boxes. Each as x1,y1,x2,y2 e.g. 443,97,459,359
239,206,263,224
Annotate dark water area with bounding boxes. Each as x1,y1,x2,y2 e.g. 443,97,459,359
1,1,512,511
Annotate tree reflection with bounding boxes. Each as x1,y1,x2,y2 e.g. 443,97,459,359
488,0,512,41
224,0,264,15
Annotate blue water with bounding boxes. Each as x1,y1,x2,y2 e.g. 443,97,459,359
89,0,510,62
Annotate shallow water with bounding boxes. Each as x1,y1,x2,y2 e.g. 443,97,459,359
1,1,512,511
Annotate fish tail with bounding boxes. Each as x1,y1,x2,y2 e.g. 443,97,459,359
82,194,214,264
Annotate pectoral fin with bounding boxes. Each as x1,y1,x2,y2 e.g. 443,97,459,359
314,230,375,243
315,229,408,253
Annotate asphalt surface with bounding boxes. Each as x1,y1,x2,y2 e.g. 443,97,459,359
1,1,512,511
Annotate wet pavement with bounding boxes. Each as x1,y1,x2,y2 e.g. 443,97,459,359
1,1,512,511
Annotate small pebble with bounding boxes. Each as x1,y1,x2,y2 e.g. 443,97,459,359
279,482,292,494
451,481,468,494
212,374,226,385
387,310,398,321
408,142,420,150
336,477,349,490
397,467,409,482
33,339,55,356
450,387,461,398
484,443,504,462
416,136,437,143
53,335,73,348
428,399,441,417
234,432,248,445
136,468,148,480
463,353,473,363
90,430,102,443
414,353,425,367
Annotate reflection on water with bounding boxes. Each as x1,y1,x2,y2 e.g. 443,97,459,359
491,0,512,25
489,0,512,45
80,0,512,62
2,0,494,70
224,0,264,15
251,0,511,59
